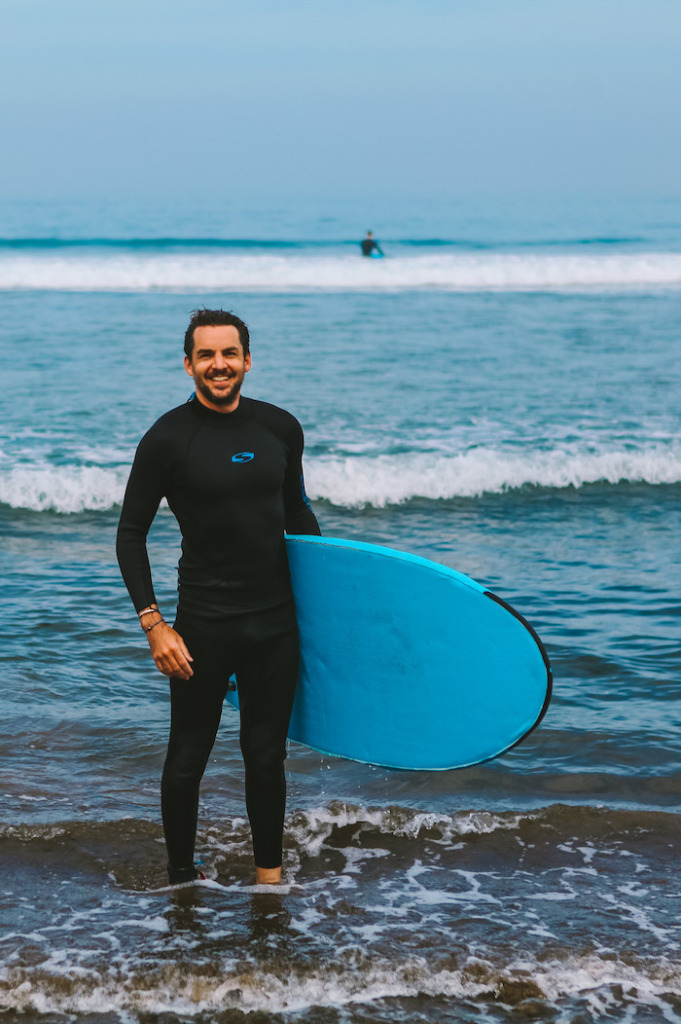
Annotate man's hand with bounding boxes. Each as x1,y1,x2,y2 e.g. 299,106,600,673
145,620,194,679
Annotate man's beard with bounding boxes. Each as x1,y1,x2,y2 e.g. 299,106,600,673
196,374,242,407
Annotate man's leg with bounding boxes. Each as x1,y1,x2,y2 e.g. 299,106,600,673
235,625,300,883
161,614,230,883
161,676,226,881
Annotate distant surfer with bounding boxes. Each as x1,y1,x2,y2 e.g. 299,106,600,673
360,230,383,258
117,308,321,886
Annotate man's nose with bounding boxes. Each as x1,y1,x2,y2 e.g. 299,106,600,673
212,352,227,368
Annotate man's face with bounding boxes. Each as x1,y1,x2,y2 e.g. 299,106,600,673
184,325,252,411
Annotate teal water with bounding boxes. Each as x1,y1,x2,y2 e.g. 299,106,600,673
1,197,681,1022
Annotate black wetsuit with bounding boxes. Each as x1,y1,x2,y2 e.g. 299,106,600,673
117,395,321,874
361,237,382,257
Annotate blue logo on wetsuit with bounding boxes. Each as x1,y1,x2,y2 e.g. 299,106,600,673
232,451,255,463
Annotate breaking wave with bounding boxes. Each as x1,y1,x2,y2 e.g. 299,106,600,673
306,445,681,506
0,463,129,514
4,951,681,1019
1,250,681,292
1,445,680,513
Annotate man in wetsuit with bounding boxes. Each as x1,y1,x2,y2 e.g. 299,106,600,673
360,230,384,257
116,308,321,886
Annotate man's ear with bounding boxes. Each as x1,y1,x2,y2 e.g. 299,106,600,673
184,355,194,378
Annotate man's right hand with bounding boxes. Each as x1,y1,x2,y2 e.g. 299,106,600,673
146,621,194,679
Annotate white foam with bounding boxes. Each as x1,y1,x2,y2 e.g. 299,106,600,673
599,894,675,945
1,250,681,292
111,916,169,933
306,445,681,507
4,951,681,1018
0,463,127,513
287,803,526,860
2,443,679,513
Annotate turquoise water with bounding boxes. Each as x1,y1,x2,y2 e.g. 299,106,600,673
1,197,681,1022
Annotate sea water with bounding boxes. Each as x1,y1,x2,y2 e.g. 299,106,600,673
1,195,681,1022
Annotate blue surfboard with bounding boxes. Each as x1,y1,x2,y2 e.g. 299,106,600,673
226,536,551,770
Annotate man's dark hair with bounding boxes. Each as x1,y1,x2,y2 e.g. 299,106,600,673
184,308,250,358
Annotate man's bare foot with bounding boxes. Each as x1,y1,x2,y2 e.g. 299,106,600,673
255,865,282,885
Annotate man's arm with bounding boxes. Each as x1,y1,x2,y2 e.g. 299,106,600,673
116,430,167,612
282,418,322,536
116,430,194,679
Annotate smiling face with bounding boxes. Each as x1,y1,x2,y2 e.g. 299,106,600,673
184,324,252,412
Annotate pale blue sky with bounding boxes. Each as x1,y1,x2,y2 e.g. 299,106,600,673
1,0,680,201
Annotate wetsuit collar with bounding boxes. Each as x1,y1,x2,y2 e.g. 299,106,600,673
189,393,253,427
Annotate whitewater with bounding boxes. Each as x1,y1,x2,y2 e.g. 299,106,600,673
2,248,681,291
1,442,680,513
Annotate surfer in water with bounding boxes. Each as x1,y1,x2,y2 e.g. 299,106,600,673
117,308,321,886
360,230,383,257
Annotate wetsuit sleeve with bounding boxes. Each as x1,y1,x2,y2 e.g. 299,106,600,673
283,418,321,536
116,428,170,612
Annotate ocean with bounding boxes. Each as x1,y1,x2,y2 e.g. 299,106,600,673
1,195,681,1023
